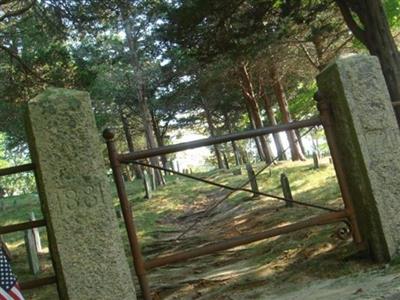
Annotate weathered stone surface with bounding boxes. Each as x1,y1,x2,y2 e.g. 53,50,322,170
245,163,259,196
30,212,43,253
26,88,136,299
280,173,293,208
317,54,400,262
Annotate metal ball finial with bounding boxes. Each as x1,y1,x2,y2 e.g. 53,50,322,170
102,128,115,141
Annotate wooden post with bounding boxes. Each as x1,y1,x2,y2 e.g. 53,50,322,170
280,173,294,207
245,163,259,197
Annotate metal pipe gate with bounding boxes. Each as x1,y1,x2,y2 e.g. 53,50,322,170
104,96,363,300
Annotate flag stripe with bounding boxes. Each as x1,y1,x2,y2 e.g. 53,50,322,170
0,288,13,300
9,287,23,300
12,286,22,300
0,290,8,300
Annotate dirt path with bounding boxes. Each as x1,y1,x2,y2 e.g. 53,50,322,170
254,270,400,300
142,166,400,300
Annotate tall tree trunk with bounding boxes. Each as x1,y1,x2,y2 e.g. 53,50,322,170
261,88,287,160
269,64,305,161
311,31,325,70
201,98,225,169
231,141,241,166
336,0,400,120
295,129,307,157
150,110,168,169
238,63,273,163
120,3,165,186
222,152,230,170
120,111,143,179
246,102,265,161
224,112,242,166
239,146,249,164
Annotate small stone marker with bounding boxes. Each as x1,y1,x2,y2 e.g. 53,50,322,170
143,170,152,199
312,152,320,169
26,88,136,299
29,212,43,253
150,168,157,190
245,163,259,197
280,173,293,207
222,152,230,169
317,55,400,262
24,228,40,275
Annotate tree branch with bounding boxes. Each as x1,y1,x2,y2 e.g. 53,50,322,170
0,0,16,5
0,0,36,22
325,35,354,62
0,44,46,82
335,0,367,45
297,42,319,70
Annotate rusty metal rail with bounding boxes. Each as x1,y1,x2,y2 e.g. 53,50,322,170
118,117,322,162
0,220,46,235
315,92,362,244
104,129,152,300
145,210,348,269
0,163,35,177
20,276,57,290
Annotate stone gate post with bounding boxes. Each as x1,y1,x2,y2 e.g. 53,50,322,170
316,54,400,262
26,88,137,299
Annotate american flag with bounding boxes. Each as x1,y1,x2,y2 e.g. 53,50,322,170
0,249,24,300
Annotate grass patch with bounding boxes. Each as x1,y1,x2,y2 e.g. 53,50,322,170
0,158,376,299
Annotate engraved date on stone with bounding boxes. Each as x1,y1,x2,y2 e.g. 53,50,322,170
54,183,107,212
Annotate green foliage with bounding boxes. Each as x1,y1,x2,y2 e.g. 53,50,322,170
0,133,35,196
288,81,318,120
385,0,400,28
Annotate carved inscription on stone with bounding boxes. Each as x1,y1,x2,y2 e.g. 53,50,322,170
54,183,107,213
